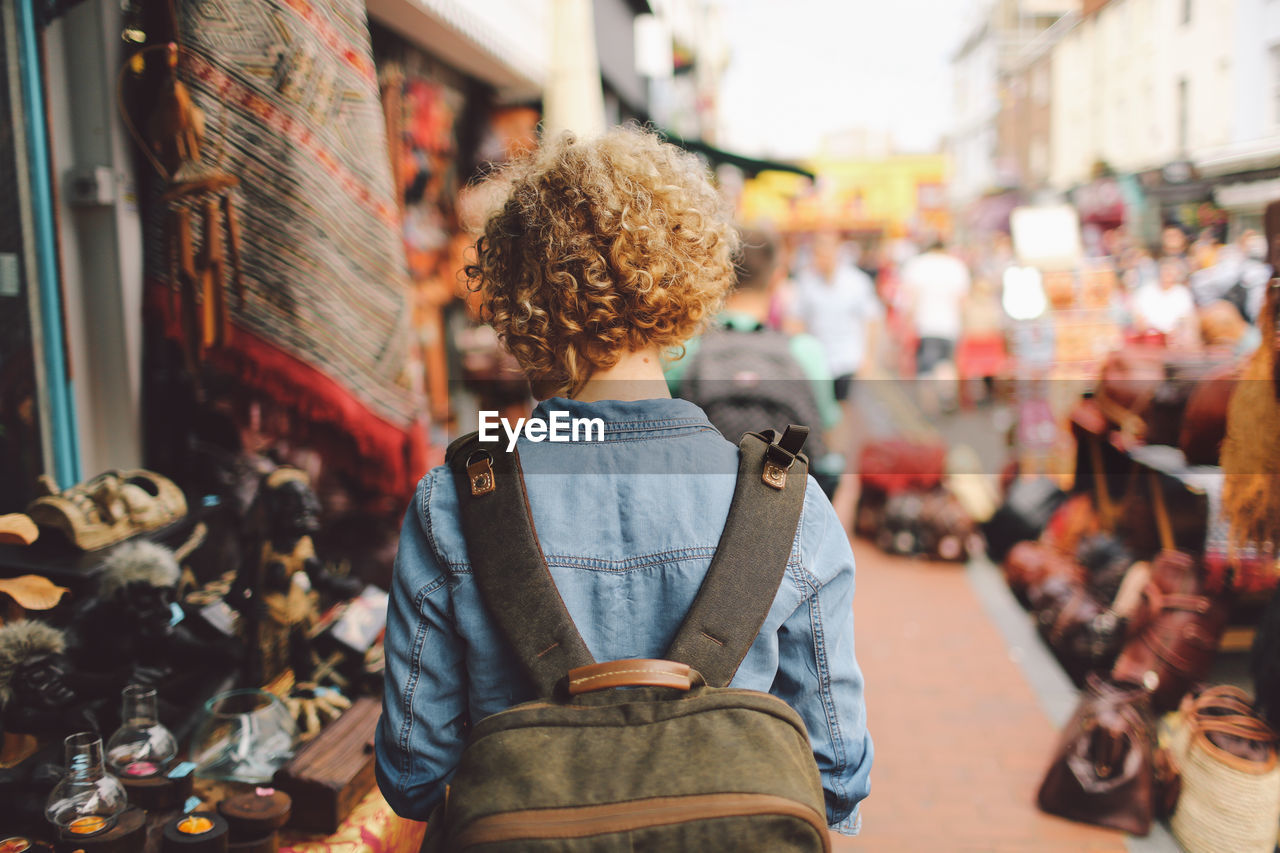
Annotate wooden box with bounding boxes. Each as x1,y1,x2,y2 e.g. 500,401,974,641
271,698,380,835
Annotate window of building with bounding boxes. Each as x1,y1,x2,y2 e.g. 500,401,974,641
1271,44,1280,127
1178,78,1189,155
1183,0,1192,25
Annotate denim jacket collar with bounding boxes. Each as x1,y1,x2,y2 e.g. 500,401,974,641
532,396,713,440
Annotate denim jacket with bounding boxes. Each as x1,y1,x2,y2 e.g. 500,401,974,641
374,396,872,834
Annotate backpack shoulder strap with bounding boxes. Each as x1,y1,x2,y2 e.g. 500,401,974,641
445,432,595,697
665,425,810,687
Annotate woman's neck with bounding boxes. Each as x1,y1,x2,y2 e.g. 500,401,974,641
572,346,671,402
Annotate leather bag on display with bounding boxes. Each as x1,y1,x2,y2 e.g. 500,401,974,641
1076,533,1133,605
1112,582,1228,713
1112,475,1228,712
1040,494,1101,559
1178,362,1240,466
1036,675,1164,835
857,439,947,496
1003,541,1085,607
1029,577,1125,686
1096,349,1230,448
983,477,1067,564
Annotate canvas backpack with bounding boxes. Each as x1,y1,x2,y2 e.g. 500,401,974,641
682,324,828,462
420,426,831,852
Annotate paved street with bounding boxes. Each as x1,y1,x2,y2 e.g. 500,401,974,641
833,536,1127,852
829,382,1134,851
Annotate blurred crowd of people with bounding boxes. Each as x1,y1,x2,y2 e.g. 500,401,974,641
739,220,1272,414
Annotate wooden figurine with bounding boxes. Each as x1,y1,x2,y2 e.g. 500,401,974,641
238,469,356,738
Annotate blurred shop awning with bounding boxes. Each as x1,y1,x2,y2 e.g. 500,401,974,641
659,130,815,180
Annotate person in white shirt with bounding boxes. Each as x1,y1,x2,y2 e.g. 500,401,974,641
898,240,971,377
1134,258,1197,347
788,230,883,400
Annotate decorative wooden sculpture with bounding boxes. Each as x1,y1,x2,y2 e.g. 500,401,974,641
119,41,244,373
243,469,355,738
25,470,187,551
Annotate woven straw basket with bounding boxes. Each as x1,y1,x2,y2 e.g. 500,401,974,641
1169,687,1280,853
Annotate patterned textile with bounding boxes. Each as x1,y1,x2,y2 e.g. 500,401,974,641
158,0,423,494
279,788,427,853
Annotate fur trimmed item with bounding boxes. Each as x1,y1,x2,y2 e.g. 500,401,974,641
0,619,66,707
100,540,180,597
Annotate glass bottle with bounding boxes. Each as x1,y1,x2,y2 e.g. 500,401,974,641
44,732,129,835
190,688,296,784
106,684,179,777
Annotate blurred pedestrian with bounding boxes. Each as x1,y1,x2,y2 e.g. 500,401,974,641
789,230,883,400
1190,228,1271,322
1200,299,1261,357
899,237,971,387
1133,257,1197,348
1161,223,1189,262
668,228,842,494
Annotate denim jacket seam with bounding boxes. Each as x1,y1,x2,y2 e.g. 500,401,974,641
442,550,804,575
808,591,851,810
792,495,821,594
573,427,718,445
544,546,715,571
418,472,449,572
396,576,447,791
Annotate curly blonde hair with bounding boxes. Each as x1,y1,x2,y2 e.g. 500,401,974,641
466,126,738,397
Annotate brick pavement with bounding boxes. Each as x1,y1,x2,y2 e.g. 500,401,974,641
832,537,1127,853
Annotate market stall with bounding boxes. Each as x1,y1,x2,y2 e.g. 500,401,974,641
986,204,1280,849
0,0,541,847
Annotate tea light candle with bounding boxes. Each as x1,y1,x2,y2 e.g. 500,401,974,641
122,760,160,777
66,817,107,836
162,812,228,853
177,817,213,835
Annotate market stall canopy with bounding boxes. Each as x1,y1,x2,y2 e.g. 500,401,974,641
658,130,815,180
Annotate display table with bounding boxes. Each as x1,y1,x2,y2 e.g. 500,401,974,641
279,788,426,853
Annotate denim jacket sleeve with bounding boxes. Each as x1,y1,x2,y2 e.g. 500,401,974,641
771,482,873,835
374,476,465,820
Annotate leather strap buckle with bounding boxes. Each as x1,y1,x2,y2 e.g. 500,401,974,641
760,425,809,490
466,451,495,496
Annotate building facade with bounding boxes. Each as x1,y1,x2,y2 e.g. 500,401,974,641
1049,0,1235,192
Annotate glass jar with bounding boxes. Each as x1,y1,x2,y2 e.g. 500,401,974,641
190,689,296,784
44,732,129,834
105,685,179,778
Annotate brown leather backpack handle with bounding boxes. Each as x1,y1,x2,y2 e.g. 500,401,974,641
567,659,705,695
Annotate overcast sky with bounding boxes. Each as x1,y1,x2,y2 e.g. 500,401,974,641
716,0,981,159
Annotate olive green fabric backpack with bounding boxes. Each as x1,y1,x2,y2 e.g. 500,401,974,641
420,426,831,852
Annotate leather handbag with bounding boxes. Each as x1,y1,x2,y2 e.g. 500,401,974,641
983,477,1067,563
1003,541,1085,607
1041,493,1101,558
1076,533,1133,605
1111,474,1228,711
876,489,979,562
857,439,947,496
1029,577,1125,686
1095,347,1167,444
1179,363,1240,466
1036,675,1161,835
1112,582,1228,712
1169,686,1280,853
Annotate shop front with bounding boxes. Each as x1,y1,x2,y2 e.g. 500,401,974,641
0,0,547,847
